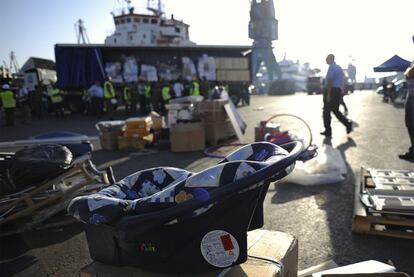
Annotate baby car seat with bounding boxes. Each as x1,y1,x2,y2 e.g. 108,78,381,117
68,141,303,273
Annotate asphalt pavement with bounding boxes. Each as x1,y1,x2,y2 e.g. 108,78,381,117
0,90,413,276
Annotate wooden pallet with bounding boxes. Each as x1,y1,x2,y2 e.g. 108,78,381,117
352,166,414,239
0,154,113,236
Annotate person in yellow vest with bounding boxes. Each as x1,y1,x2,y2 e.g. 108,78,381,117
199,76,210,99
123,83,132,115
161,81,172,114
0,84,16,126
190,77,200,96
49,84,65,118
104,77,116,120
144,81,152,113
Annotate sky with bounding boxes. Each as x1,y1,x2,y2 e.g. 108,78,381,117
1,0,413,81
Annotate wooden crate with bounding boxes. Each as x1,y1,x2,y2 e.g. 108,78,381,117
351,167,414,239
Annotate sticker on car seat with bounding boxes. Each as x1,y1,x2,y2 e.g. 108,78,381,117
200,230,239,268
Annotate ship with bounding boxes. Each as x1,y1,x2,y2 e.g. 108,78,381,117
105,0,196,47
278,57,310,92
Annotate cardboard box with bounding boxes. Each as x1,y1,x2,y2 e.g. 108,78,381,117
124,128,151,137
194,99,229,123
204,121,236,145
215,57,249,70
79,229,298,277
118,135,152,151
166,103,195,127
216,70,250,82
255,122,281,142
170,122,205,152
150,112,164,131
125,117,152,130
99,130,122,150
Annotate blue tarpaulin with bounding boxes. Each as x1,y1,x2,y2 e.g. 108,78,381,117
373,55,411,72
55,46,105,89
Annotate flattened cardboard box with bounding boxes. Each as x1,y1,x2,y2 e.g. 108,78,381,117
79,229,298,277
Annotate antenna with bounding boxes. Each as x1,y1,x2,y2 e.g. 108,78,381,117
75,19,90,44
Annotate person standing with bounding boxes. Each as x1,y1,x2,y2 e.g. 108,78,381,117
173,78,184,99
151,81,162,114
161,81,172,114
130,82,138,115
49,84,65,118
88,80,104,118
199,76,210,99
137,81,146,114
190,77,200,96
33,85,43,118
103,77,116,120
320,54,352,137
399,36,414,162
0,84,16,127
144,81,152,113
123,83,132,115
16,83,31,124
382,78,389,102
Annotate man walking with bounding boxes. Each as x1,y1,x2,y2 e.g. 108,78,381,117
320,54,353,137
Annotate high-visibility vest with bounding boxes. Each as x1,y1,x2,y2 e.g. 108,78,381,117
0,90,16,108
123,86,131,102
190,81,200,96
144,84,151,98
50,88,63,103
161,86,171,101
104,81,115,99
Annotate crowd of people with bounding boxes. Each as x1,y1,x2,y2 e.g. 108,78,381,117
0,76,225,127
82,76,213,120
0,81,65,127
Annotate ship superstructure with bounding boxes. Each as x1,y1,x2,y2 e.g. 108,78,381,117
105,0,195,46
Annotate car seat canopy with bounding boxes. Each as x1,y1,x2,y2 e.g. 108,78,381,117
68,142,299,226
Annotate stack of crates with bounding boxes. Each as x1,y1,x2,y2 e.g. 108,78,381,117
118,117,153,150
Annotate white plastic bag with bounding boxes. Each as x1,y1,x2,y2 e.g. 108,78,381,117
284,145,348,186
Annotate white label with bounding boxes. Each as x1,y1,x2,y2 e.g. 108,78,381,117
200,230,239,268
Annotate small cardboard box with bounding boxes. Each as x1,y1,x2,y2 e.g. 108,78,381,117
170,122,205,152
150,111,164,131
255,122,281,142
79,229,298,277
99,130,122,150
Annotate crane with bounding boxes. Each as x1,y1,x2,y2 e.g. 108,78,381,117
249,0,281,89
75,19,90,44
9,51,20,74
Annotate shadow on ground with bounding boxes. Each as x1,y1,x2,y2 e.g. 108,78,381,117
0,223,83,276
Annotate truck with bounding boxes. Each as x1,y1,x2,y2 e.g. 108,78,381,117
54,44,253,112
